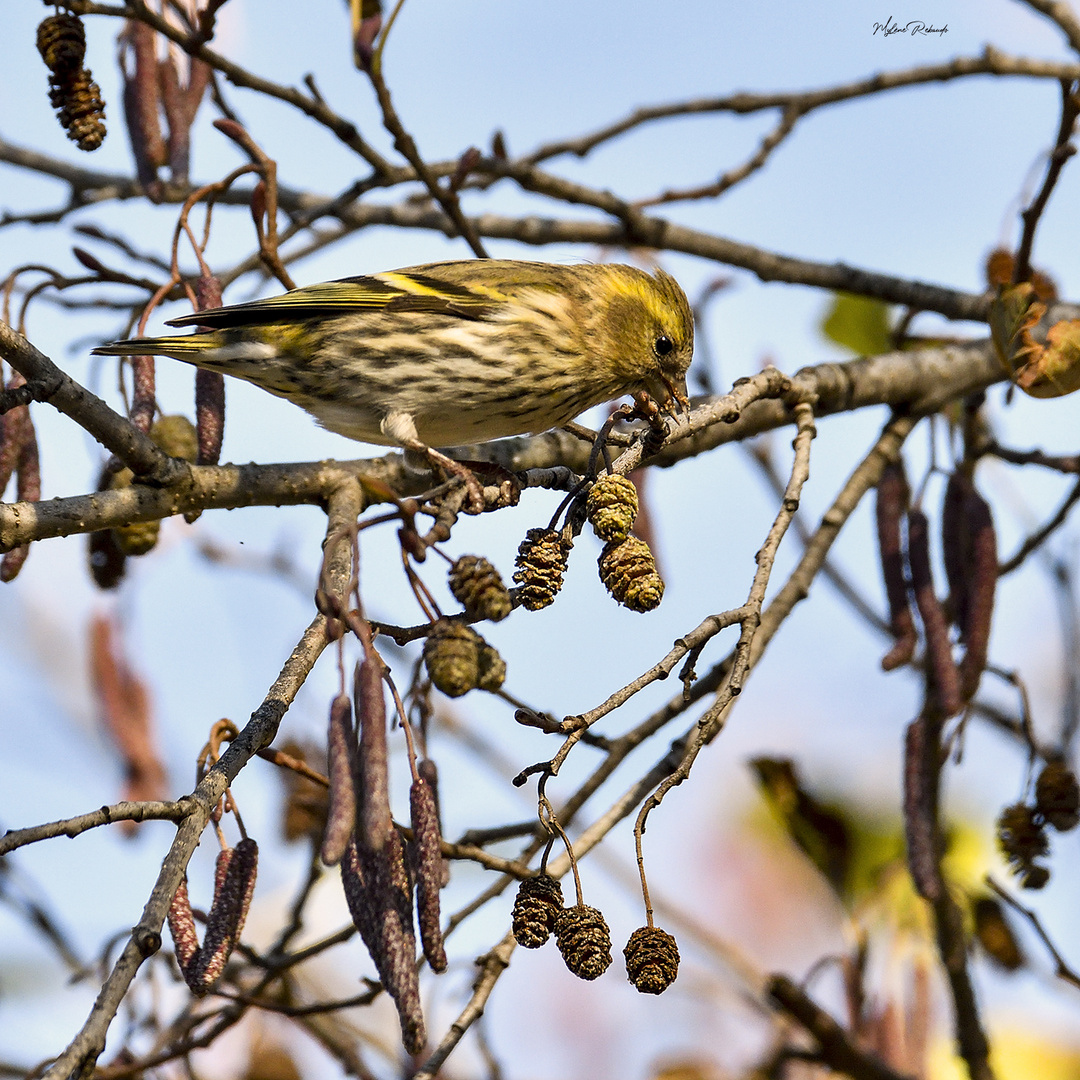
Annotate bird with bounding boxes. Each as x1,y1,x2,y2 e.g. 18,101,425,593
93,259,694,467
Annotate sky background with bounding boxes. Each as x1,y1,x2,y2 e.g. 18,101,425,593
4,2,1080,1078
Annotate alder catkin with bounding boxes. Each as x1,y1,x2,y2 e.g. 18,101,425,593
410,775,448,973
354,658,391,852
906,509,962,717
877,461,917,671
320,694,356,866
956,483,997,702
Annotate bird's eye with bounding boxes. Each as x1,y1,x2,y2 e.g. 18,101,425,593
654,335,674,357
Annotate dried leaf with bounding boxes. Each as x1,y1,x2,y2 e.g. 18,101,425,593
88,614,168,830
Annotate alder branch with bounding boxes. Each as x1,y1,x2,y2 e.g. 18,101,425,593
768,975,918,1080
0,335,1014,553
635,104,802,208
0,800,196,855
0,133,995,321
1014,78,1080,283
0,322,182,484
998,476,1080,575
41,480,363,1080
1020,0,1080,55
986,876,1080,991
629,404,816,835
522,48,1080,164
67,0,396,175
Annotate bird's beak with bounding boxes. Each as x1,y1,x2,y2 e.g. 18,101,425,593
655,373,690,417
643,375,686,418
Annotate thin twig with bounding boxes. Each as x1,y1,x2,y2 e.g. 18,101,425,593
1014,79,1080,283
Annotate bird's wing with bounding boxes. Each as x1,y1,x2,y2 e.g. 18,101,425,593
166,271,500,329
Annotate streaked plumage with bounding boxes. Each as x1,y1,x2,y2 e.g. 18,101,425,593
93,260,695,450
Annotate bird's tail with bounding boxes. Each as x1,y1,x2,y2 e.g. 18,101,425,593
92,333,222,359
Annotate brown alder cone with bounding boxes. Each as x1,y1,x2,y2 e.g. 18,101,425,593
511,873,564,949
586,472,639,543
997,803,1049,890
448,555,512,622
1034,761,1080,832
597,535,664,612
623,926,680,994
514,527,573,610
554,904,612,980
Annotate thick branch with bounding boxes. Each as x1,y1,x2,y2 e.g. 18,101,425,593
0,335,1016,552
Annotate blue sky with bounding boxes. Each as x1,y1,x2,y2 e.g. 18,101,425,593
4,2,1080,1077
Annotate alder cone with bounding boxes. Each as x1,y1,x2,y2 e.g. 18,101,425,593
623,925,680,994
554,904,612,980
511,874,563,949
448,555,512,622
514,528,572,610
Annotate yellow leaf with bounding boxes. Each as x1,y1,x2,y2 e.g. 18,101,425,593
822,292,894,356
931,1029,1080,1080
1015,318,1080,398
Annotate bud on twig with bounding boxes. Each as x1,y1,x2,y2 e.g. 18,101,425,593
972,895,1024,971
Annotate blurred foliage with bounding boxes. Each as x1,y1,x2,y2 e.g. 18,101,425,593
821,291,894,356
